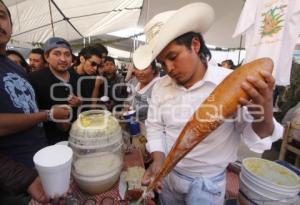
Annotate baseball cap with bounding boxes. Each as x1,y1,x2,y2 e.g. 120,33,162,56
44,37,72,53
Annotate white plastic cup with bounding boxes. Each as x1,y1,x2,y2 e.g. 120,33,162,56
55,141,69,146
33,145,73,198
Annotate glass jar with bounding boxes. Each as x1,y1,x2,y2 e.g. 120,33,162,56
69,110,123,194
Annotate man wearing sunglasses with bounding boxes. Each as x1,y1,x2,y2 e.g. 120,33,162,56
72,46,106,109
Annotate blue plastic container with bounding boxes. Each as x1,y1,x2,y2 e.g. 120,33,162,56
123,110,140,136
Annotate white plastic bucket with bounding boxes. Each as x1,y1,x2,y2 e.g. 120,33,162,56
238,158,300,205
33,145,73,198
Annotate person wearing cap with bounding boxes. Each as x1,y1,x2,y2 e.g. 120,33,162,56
29,37,81,145
132,3,283,205
0,1,69,204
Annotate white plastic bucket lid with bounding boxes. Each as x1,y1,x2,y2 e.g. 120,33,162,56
242,158,300,188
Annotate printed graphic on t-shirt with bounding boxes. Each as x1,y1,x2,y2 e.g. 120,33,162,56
260,2,287,38
3,72,39,113
255,0,288,45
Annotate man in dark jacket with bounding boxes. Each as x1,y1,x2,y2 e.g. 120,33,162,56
0,1,69,204
101,56,128,111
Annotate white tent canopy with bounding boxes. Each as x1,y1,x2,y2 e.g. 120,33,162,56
5,0,143,48
5,0,246,51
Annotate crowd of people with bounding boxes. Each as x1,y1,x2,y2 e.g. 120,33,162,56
0,1,284,205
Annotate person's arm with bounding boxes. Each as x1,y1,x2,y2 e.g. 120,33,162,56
142,151,165,192
145,100,165,154
239,70,283,152
123,89,134,111
0,154,37,193
67,95,82,107
0,112,47,137
142,86,166,191
0,106,71,137
91,77,103,105
115,75,128,102
27,177,49,203
0,154,49,203
239,70,275,137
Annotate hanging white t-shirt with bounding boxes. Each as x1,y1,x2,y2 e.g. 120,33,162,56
233,0,300,85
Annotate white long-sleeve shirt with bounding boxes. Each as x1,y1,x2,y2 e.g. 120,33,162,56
145,65,283,178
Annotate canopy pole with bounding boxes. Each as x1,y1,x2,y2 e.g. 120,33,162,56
132,0,147,54
51,0,83,38
48,0,55,37
237,35,243,64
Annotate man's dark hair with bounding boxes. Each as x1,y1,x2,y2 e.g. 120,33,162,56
175,32,211,68
31,48,44,55
104,56,115,65
76,46,104,66
150,60,159,75
30,48,45,62
94,43,108,57
72,53,77,64
6,49,30,73
222,59,235,69
78,46,102,59
0,1,12,25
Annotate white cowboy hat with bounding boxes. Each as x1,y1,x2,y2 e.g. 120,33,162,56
133,2,214,70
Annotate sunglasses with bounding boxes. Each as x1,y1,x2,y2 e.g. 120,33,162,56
88,60,101,68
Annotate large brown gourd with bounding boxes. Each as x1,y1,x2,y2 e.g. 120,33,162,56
147,58,274,191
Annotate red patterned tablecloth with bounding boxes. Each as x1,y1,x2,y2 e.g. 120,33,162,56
29,148,152,205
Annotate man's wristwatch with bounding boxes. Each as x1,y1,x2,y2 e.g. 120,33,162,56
45,109,54,121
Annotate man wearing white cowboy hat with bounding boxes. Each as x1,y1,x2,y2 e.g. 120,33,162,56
133,2,283,205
